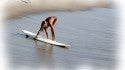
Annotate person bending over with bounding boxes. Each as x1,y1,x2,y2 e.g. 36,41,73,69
35,16,58,41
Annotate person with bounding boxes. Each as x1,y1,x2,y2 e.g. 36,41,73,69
34,16,58,41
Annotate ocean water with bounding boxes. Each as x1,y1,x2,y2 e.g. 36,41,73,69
5,8,117,70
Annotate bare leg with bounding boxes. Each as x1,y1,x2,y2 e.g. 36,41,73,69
52,18,57,28
50,26,55,40
49,19,56,40
44,28,49,39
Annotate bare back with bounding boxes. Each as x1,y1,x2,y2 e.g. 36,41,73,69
45,16,57,27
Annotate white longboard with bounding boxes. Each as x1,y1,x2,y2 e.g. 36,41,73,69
22,30,70,47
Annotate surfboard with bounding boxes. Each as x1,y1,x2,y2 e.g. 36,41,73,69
22,30,70,48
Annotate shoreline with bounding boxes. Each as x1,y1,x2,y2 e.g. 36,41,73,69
4,0,110,19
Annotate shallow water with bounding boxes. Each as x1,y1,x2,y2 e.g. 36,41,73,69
6,8,117,70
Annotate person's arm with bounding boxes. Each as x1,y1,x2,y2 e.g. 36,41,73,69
35,24,43,39
34,29,40,39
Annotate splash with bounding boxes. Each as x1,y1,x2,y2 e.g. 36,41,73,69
4,0,111,19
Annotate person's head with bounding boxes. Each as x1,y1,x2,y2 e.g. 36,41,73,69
41,21,45,26
40,21,45,31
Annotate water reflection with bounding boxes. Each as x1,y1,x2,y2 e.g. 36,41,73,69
34,40,55,68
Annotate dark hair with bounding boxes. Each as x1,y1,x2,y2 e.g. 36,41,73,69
40,21,45,31
41,21,45,27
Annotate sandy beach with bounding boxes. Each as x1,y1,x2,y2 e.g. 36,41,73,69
4,0,110,19
5,7,118,70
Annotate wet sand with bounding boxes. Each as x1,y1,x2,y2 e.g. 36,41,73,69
5,0,110,19
6,8,117,70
